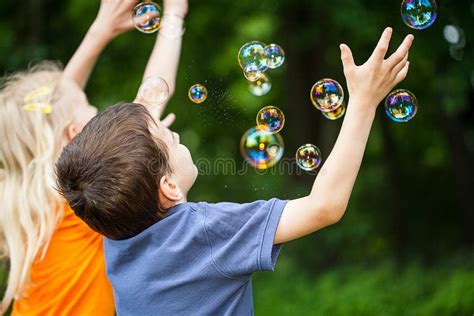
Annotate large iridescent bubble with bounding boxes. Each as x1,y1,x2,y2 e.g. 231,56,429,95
256,106,285,133
384,89,418,122
248,73,272,96
240,127,284,170
296,144,322,171
132,1,162,34
310,79,344,112
264,44,285,69
238,41,268,75
401,0,438,30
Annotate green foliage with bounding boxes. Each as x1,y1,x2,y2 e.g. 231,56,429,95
0,0,473,313
254,258,474,315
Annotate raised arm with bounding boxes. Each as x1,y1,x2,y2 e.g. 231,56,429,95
275,28,415,244
63,0,140,90
135,0,188,126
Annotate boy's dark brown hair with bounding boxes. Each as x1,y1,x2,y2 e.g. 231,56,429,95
56,102,171,240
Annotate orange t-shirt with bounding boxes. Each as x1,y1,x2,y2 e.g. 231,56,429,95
12,204,115,316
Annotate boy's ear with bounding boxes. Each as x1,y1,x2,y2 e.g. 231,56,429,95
66,124,79,142
159,176,183,207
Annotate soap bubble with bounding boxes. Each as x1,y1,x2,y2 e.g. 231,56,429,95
188,84,208,104
310,79,344,112
296,144,322,171
238,41,268,75
243,67,263,82
22,86,53,114
132,1,162,34
443,25,460,44
264,44,285,69
256,106,285,133
384,89,418,122
160,14,186,38
401,0,438,30
248,73,272,96
321,102,346,120
240,127,284,170
137,77,170,106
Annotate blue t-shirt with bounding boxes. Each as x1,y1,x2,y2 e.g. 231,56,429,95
104,199,287,316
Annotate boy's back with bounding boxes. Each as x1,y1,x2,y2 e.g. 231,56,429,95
104,199,286,315
57,30,416,313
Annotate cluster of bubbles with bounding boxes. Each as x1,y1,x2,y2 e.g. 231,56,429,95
241,106,286,170
132,1,162,34
296,144,322,171
238,41,285,96
201,0,434,175
310,79,345,120
384,89,418,122
188,84,208,104
401,0,438,30
137,77,170,106
22,86,53,114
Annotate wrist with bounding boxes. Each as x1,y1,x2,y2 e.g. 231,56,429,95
89,20,115,42
164,7,188,18
346,99,377,119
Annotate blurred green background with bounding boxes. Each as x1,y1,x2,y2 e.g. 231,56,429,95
1,0,473,314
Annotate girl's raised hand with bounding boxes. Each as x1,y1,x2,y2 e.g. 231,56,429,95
340,27,415,109
91,0,157,39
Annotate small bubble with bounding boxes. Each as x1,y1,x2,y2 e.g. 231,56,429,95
384,89,418,122
401,0,438,30
132,1,162,34
296,144,322,171
310,79,344,112
188,84,208,104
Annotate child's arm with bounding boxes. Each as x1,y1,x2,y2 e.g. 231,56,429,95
135,0,188,126
63,0,141,90
275,28,414,244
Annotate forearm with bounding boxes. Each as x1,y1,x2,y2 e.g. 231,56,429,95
141,14,185,96
309,99,376,219
63,23,113,89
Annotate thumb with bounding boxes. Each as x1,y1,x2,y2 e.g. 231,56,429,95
340,44,355,71
161,113,176,128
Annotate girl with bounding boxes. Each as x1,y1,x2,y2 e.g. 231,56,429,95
0,0,187,314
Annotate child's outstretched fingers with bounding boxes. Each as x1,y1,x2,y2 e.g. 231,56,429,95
369,27,393,62
391,52,409,78
340,44,355,74
395,61,410,84
386,34,415,69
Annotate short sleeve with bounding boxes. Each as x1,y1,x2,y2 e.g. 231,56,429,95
201,199,287,278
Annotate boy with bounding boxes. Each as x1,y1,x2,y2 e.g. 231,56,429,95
56,28,414,315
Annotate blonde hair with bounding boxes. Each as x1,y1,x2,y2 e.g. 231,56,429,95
0,61,77,312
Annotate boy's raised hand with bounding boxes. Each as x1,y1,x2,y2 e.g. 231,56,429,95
340,27,414,108
274,28,415,245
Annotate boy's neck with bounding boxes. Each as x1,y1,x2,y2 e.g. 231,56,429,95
163,195,188,210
